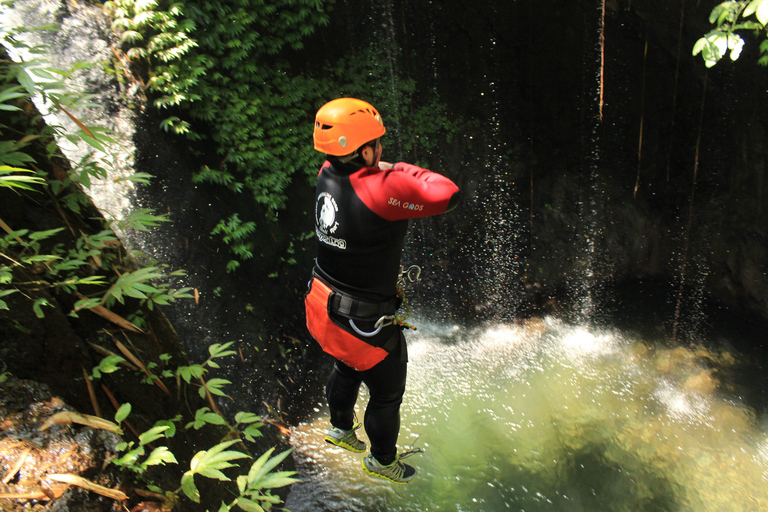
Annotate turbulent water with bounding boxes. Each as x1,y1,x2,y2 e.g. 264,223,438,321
287,317,768,512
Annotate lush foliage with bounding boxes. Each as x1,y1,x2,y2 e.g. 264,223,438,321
694,0,768,66
1,13,297,509
0,15,191,321
94,341,298,511
105,0,333,212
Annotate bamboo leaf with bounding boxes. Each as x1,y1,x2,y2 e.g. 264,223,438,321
40,411,123,434
47,474,128,501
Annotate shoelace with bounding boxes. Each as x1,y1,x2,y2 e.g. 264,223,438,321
382,447,425,479
398,447,425,460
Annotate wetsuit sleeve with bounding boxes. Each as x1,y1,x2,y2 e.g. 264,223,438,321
350,162,460,221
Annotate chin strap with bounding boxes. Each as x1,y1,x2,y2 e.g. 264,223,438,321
336,150,360,164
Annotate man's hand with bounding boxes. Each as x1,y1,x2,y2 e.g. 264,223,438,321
378,161,394,170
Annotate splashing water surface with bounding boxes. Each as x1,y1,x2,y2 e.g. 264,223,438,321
287,317,768,512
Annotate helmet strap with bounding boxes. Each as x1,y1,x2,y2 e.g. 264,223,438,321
336,151,360,164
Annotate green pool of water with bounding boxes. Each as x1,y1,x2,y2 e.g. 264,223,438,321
287,317,768,512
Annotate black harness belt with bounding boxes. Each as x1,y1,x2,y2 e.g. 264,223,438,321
329,292,398,319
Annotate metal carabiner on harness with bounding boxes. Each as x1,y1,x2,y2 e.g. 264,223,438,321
348,314,397,337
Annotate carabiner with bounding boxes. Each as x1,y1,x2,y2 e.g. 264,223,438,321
348,315,395,337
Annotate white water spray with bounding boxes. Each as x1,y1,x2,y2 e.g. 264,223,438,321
288,318,768,512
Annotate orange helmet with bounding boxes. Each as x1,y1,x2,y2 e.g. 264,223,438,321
313,98,386,156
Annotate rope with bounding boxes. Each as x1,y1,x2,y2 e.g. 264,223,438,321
394,264,421,330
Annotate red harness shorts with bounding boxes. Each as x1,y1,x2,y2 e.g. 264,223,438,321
305,276,397,371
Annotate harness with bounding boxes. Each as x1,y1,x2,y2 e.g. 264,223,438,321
329,285,398,338
304,265,421,371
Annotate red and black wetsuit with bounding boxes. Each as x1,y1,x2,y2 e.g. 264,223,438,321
314,159,460,299
307,157,459,465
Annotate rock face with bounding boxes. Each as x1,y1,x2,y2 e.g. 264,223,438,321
312,0,768,327
3,0,138,227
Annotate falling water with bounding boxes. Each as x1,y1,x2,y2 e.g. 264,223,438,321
566,12,609,322
287,317,768,511
470,21,526,322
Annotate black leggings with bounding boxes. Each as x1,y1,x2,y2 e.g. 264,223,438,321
326,331,407,465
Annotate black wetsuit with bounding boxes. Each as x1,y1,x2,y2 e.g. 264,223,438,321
310,158,459,465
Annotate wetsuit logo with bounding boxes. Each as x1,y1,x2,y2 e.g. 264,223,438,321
316,192,346,249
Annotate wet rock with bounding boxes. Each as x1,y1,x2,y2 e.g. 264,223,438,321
0,376,124,512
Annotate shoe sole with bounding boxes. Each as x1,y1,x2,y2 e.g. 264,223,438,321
324,436,366,453
361,459,415,484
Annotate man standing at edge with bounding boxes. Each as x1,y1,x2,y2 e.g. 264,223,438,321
304,97,460,483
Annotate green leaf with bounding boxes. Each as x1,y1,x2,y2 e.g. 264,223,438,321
196,466,229,480
99,354,127,373
242,423,264,442
120,209,171,232
177,363,205,383
103,266,165,305
247,448,294,485
73,296,101,313
0,168,44,191
154,419,177,438
209,341,236,360
745,0,768,24
139,425,171,446
203,378,231,397
757,0,768,24
115,403,132,424
181,472,200,502
28,228,64,241
727,32,746,60
189,440,250,483
32,298,53,318
251,471,301,490
115,447,145,467
234,497,265,512
693,31,729,67
0,86,26,105
188,407,227,429
235,412,261,424
115,172,153,185
246,448,275,485
144,446,178,466
0,289,18,300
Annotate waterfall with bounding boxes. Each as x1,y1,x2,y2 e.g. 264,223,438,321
286,2,768,511
8,2,768,510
